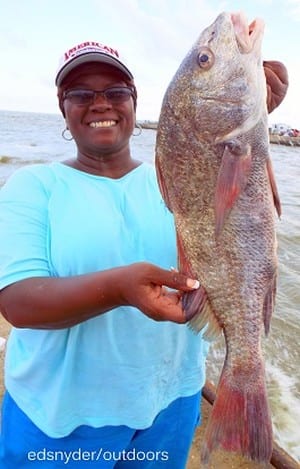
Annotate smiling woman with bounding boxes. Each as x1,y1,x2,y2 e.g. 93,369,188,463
0,40,207,469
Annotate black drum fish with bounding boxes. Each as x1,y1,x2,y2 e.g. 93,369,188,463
155,11,281,464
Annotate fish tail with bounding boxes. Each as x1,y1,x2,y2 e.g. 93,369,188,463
201,367,273,463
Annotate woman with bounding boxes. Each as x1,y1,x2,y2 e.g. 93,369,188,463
0,42,288,468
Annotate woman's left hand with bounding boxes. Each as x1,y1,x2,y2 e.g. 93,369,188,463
263,60,289,113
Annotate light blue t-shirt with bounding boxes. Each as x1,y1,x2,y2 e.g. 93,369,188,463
0,162,209,437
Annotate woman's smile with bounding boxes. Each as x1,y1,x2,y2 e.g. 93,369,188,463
89,120,118,128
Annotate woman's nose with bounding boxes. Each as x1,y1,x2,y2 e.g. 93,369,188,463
90,92,113,109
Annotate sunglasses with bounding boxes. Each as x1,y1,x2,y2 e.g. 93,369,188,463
62,86,135,105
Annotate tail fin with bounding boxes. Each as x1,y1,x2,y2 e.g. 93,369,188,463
202,365,273,464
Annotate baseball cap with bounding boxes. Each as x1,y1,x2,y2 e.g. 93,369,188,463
55,41,134,87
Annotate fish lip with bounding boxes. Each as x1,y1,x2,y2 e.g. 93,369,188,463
231,12,265,54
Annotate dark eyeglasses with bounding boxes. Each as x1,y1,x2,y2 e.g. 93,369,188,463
62,86,135,105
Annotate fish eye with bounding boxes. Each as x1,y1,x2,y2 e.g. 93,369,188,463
197,47,215,69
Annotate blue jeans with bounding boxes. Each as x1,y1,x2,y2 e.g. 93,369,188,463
0,391,201,468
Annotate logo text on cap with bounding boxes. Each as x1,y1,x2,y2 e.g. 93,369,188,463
64,42,119,61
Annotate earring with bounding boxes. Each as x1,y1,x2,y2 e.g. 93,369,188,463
132,123,142,137
62,128,73,141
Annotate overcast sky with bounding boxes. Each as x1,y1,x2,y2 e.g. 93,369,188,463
1,0,299,127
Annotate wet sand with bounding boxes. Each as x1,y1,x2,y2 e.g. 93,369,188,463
0,315,282,468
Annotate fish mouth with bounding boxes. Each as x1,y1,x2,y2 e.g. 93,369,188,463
231,12,264,54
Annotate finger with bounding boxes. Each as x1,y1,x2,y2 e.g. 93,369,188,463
156,268,200,292
155,301,187,323
163,290,182,305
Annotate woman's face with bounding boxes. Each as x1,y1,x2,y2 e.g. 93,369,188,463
61,63,136,161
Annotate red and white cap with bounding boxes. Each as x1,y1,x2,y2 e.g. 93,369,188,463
55,41,134,86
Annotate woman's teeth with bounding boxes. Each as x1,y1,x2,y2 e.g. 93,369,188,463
89,120,117,128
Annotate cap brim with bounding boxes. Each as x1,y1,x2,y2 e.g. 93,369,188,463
55,52,133,86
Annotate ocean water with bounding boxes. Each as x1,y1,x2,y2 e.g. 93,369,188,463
0,110,299,461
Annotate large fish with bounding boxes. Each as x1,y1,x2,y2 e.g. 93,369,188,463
155,11,281,464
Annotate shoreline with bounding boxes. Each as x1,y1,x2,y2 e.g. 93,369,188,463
269,134,300,147
138,122,300,147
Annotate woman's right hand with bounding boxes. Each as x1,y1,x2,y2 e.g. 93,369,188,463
116,262,200,323
0,262,199,329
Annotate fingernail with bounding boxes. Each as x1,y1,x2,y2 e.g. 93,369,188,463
187,279,200,289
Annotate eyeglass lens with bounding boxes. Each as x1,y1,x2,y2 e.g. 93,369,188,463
64,87,133,105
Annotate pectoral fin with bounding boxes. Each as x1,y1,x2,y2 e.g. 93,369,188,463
215,141,252,237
